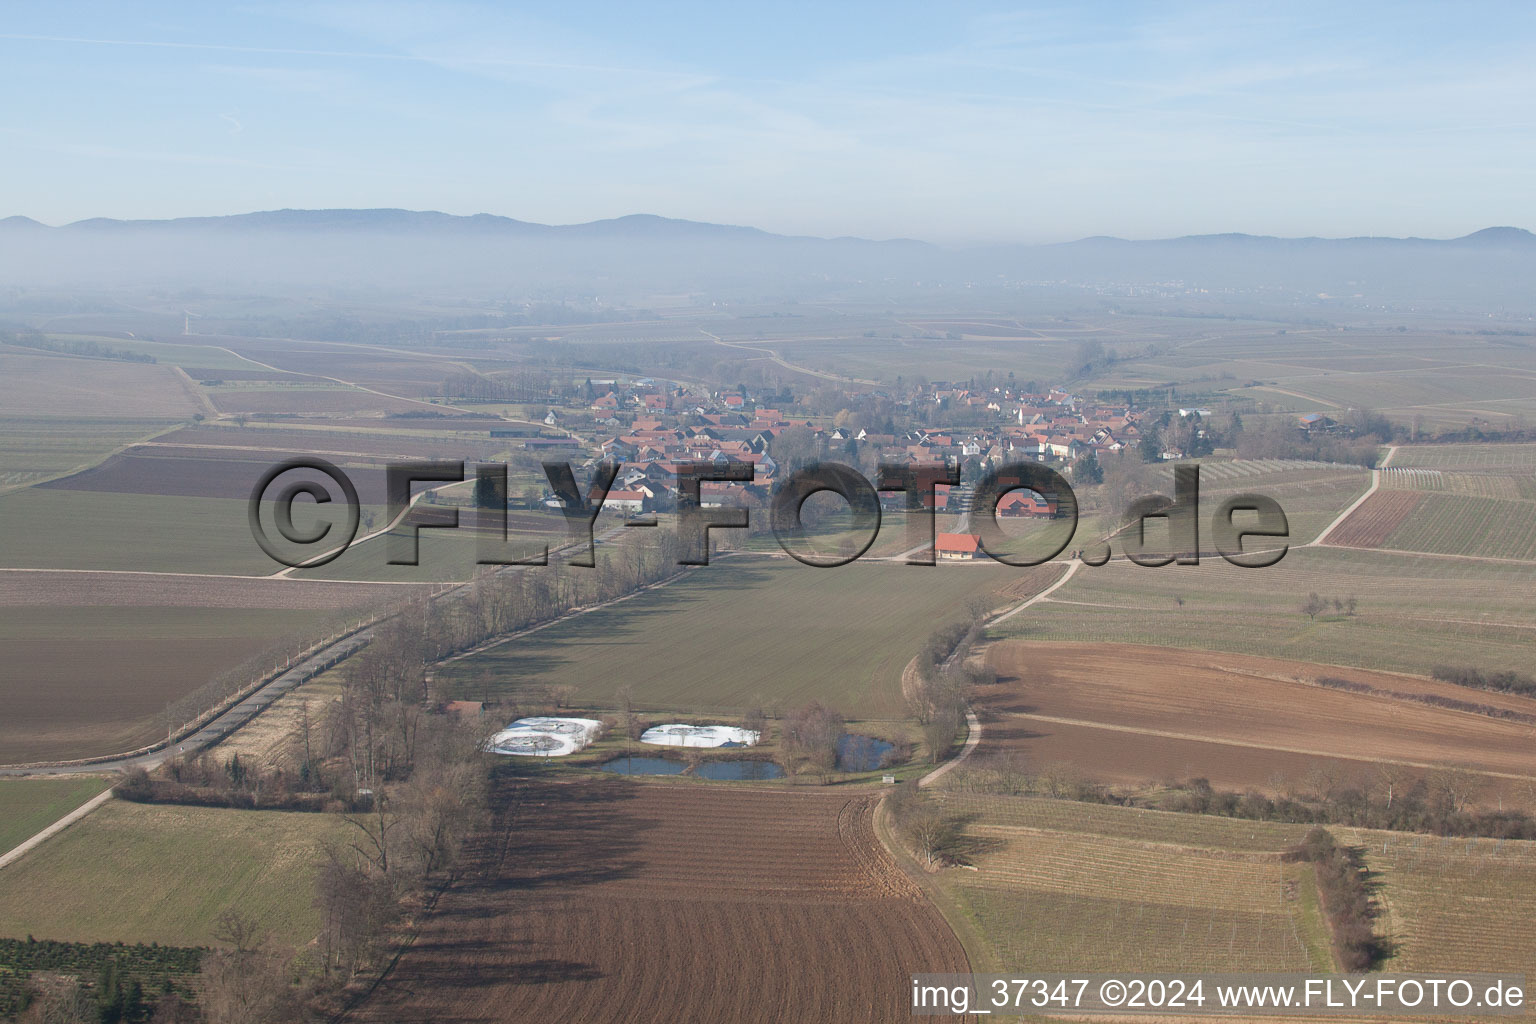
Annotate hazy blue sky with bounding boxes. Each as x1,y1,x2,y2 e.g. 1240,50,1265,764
2,2,1533,243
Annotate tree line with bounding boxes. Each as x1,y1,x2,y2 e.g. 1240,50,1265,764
1286,828,1385,971
439,369,554,403
1430,664,1536,698
1317,675,1536,725
4,328,157,363
908,608,996,764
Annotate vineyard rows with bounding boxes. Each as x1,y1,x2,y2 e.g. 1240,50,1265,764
937,795,1317,974
1389,443,1536,471
967,828,1288,915
1383,494,1536,560
955,886,1312,973
1346,829,1536,976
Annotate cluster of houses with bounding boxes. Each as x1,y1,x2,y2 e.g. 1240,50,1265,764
510,378,1146,517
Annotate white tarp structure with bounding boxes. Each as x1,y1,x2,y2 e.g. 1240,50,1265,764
486,716,604,757
640,724,760,748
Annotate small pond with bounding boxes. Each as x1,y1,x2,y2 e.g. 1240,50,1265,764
836,734,894,772
598,756,687,776
695,760,785,781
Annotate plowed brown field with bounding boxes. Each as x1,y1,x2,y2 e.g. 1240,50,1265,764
350,779,971,1024
38,446,438,505
978,642,1536,807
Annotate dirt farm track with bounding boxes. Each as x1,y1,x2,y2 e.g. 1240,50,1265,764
349,778,971,1024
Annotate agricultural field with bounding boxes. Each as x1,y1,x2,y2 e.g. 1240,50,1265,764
1,605,333,762
293,506,568,583
739,507,1036,562
1323,463,1536,559
0,800,349,950
352,778,970,1024
1388,442,1536,471
0,351,202,419
919,794,1324,974
993,543,1536,677
0,572,405,763
157,422,513,461
1349,828,1536,980
0,777,110,857
1097,324,1536,428
439,556,1064,718
0,417,182,494
209,385,430,417
1258,368,1536,425
1325,489,1424,548
974,642,1536,805
0,489,301,574
1376,493,1536,561
1161,460,1371,546
42,334,285,373
211,336,471,398
1376,467,1536,499
37,444,433,507
765,332,1082,384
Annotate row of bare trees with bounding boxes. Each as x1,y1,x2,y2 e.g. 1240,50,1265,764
886,782,974,869
1287,829,1385,970
908,606,996,763
1299,592,1358,621
414,529,688,668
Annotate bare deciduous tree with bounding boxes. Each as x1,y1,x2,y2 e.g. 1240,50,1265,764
212,909,265,958
783,701,845,770
902,803,957,868
17,973,91,1024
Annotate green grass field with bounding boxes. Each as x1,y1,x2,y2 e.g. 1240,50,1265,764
0,490,376,575
991,545,1536,677
0,778,111,856
440,556,1054,718
297,510,559,583
0,800,349,950
922,794,1325,974
0,417,181,494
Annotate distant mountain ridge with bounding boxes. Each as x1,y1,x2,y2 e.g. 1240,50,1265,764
13,208,928,250
1,208,1528,250
1,209,1532,305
